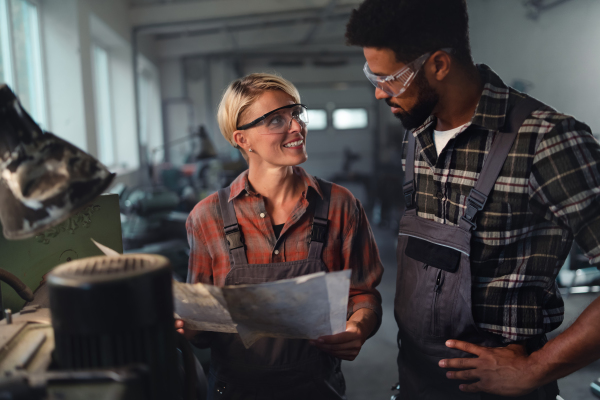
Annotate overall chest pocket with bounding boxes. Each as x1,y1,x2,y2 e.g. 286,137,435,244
401,236,462,338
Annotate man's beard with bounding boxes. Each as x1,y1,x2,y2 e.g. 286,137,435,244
387,72,439,131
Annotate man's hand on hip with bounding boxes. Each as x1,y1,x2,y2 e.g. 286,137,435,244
438,340,542,396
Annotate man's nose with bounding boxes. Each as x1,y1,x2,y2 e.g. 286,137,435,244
375,87,390,100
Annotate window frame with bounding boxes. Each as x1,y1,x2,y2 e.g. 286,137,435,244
91,43,117,167
0,0,48,127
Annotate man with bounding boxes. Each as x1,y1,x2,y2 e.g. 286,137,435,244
346,0,600,398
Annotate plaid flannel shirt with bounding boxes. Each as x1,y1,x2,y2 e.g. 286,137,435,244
187,166,383,325
403,64,600,342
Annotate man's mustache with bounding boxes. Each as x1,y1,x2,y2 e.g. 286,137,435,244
385,98,402,110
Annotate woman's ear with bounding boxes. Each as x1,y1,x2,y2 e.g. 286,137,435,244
233,130,249,150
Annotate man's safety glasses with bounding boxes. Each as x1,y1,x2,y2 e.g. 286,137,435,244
237,104,309,133
363,48,452,97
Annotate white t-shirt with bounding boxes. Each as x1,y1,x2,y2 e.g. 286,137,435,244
433,123,468,156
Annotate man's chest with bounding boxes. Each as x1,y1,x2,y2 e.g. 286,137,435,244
409,128,539,229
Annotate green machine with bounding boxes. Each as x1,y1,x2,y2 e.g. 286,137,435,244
0,193,123,313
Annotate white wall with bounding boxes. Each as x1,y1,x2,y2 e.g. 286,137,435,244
468,0,600,132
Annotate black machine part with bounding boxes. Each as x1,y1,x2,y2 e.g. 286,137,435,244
47,254,192,400
0,306,203,400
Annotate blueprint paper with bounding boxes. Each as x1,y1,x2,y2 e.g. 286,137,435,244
173,281,238,334
173,270,351,348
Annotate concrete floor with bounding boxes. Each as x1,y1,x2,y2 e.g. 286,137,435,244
342,226,600,400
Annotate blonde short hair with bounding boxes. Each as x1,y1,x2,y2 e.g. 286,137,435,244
217,73,301,153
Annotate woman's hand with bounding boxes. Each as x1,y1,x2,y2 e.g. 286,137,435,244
175,319,201,340
310,308,378,361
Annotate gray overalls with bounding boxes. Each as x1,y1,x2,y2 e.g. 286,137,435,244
395,95,560,399
208,179,346,400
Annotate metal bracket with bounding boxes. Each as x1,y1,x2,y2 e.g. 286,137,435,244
226,229,244,250
461,188,488,230
309,219,328,243
403,180,416,210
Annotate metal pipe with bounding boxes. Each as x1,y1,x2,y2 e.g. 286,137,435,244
0,268,34,302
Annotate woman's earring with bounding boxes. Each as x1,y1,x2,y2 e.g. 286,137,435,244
248,148,253,152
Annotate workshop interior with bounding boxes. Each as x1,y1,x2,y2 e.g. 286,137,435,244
0,0,599,399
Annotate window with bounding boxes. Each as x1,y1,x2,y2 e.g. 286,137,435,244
92,44,115,166
307,109,327,130
0,0,14,86
333,108,368,130
0,0,46,126
137,55,164,159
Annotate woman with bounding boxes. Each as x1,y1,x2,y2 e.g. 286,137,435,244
176,73,383,399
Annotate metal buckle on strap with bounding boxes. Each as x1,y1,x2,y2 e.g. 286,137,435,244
403,180,415,210
225,228,244,250
309,218,328,243
461,188,488,230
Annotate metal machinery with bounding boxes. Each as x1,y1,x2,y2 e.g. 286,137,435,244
0,85,205,399
0,254,202,400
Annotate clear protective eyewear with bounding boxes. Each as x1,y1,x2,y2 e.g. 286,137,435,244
237,104,309,133
363,48,452,97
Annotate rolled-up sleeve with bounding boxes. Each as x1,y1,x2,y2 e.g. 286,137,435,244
185,209,215,348
186,210,214,285
341,199,384,333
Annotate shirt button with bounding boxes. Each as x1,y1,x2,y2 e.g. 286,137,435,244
245,193,249,197
259,213,266,218
437,192,444,199
274,250,279,255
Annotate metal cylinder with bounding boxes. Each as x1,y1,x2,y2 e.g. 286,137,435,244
48,254,180,400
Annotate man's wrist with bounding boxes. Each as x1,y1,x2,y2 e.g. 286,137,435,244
524,349,551,389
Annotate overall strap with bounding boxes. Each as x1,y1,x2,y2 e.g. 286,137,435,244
403,131,417,210
217,187,248,266
459,95,544,232
307,178,332,260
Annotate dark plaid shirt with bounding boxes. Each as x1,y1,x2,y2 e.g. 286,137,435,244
403,65,600,342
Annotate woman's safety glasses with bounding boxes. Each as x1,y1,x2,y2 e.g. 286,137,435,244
237,104,309,133
363,48,451,97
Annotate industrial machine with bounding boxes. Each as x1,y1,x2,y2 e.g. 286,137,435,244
0,254,202,400
0,84,205,399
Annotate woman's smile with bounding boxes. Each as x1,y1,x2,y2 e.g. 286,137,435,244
283,138,304,149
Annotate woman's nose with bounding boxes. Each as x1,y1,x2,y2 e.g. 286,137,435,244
288,117,302,133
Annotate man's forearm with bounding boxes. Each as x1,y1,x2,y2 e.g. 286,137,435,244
529,295,600,386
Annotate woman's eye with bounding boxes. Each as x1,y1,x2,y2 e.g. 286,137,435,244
269,116,285,126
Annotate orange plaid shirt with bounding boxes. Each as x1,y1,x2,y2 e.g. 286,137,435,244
186,166,383,322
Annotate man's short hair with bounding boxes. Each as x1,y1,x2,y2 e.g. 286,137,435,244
345,0,472,65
